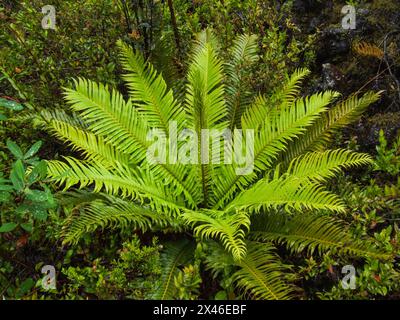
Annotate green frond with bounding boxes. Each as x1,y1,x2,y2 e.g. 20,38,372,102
186,41,227,206
46,157,184,215
186,42,227,132
63,78,150,162
283,91,382,160
117,40,185,133
211,91,340,209
203,240,235,278
285,149,373,182
62,78,199,207
249,213,392,260
61,193,179,245
230,34,259,66
250,91,340,171
194,29,221,54
152,239,195,300
325,91,382,133
232,241,296,300
49,119,131,167
241,68,311,130
225,34,259,130
280,68,312,104
240,94,269,130
39,108,86,128
226,175,346,214
183,209,250,261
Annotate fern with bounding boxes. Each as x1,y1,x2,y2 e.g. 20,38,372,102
45,30,386,300
152,239,195,300
61,193,181,245
249,213,392,260
232,241,296,300
225,34,259,130
183,209,250,261
353,41,384,59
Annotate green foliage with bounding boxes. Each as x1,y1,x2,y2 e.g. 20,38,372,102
42,31,386,300
0,140,56,234
0,97,24,121
0,140,61,299
0,1,121,112
174,264,202,300
250,213,390,260
297,140,400,299
0,0,398,301
62,236,161,299
374,130,400,176
174,0,317,92
232,241,296,300
152,239,195,300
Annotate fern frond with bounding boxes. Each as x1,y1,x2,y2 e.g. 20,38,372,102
46,157,184,215
353,42,384,59
285,149,373,182
63,78,150,162
152,239,195,299
233,241,296,300
194,29,221,54
212,91,340,209
49,120,131,167
280,68,312,104
241,68,311,130
225,34,258,130
203,240,235,278
61,194,179,245
183,209,250,261
226,175,346,214
40,108,86,128
186,40,227,206
118,40,185,133
62,78,200,207
250,213,392,260
284,91,381,160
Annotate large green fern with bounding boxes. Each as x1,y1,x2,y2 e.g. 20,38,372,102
44,31,389,300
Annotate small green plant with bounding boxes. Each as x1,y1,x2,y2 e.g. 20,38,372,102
0,140,56,234
61,236,161,299
374,130,400,176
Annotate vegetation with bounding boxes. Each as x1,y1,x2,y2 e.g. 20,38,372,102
1,0,399,300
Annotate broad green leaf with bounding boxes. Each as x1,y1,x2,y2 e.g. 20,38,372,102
0,113,7,121
10,160,25,191
24,141,43,159
7,140,24,159
0,98,24,111
21,222,33,233
0,222,17,233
